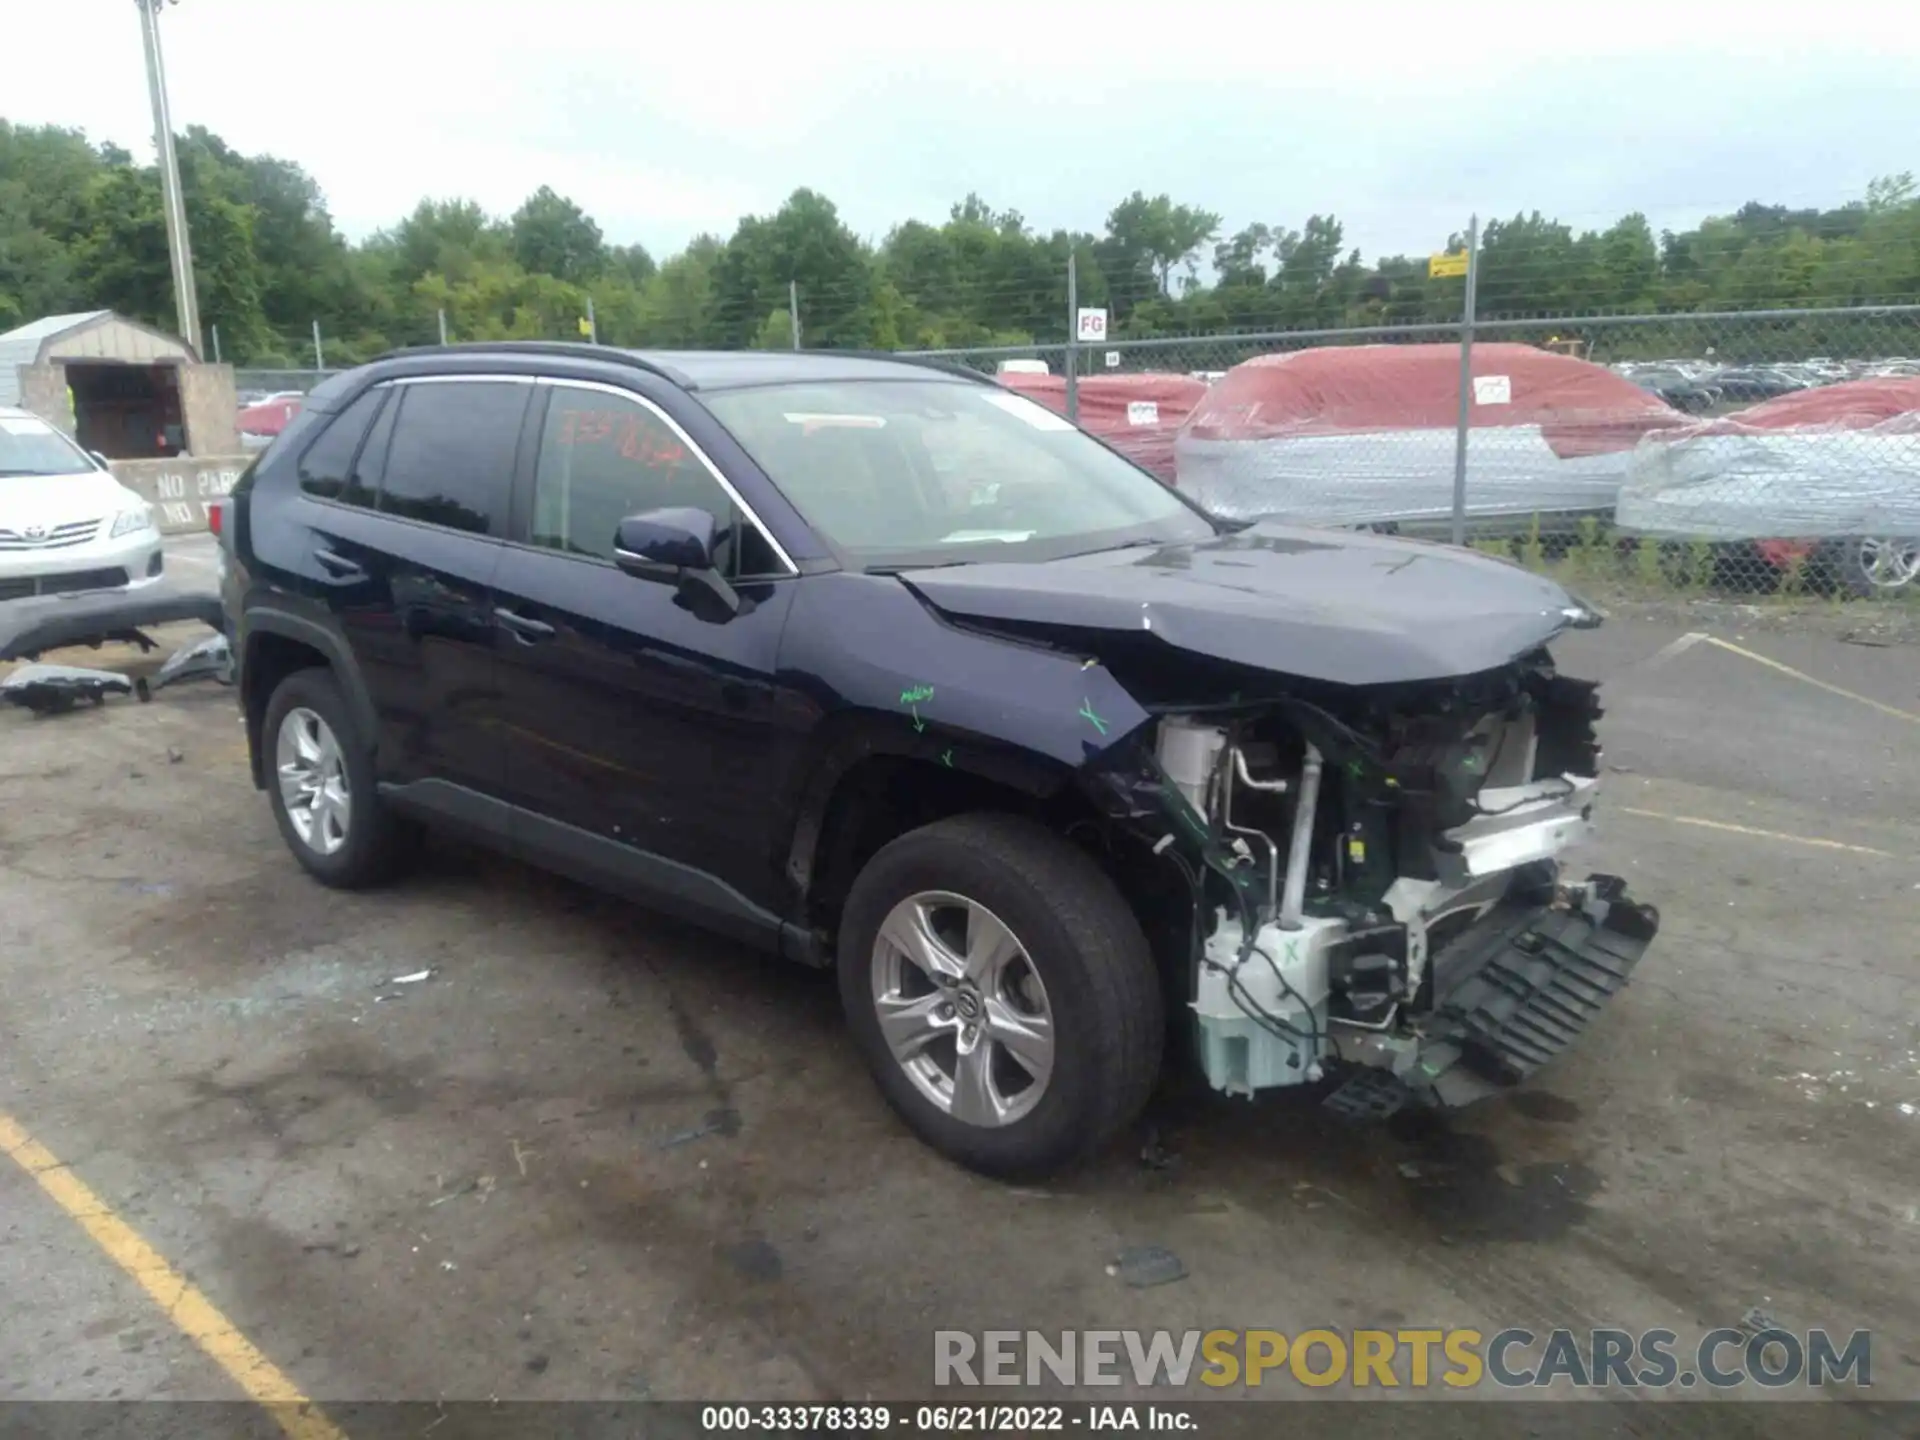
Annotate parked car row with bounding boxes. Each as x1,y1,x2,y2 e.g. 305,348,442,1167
1613,356,1920,414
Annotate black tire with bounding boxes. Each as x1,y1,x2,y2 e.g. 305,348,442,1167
837,813,1164,1180
261,668,417,889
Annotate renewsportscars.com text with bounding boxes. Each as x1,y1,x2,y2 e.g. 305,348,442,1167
934,1327,1871,1391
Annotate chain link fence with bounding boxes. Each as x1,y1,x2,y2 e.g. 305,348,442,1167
901,306,1920,601
233,308,1920,602
234,369,336,400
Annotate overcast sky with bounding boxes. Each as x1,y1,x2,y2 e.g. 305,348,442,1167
12,1,1918,263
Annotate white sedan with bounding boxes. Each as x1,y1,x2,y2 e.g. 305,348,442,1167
0,406,164,603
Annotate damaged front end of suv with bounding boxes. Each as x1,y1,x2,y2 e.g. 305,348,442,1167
902,524,1660,1118
1089,653,1659,1117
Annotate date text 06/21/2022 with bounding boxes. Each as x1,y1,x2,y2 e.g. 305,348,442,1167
698,1404,1195,1431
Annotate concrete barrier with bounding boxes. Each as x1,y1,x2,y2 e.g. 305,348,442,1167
109,457,251,537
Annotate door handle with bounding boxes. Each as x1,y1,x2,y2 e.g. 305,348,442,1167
313,547,366,582
494,607,556,643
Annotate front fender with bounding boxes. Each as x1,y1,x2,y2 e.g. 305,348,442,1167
777,573,1152,768
773,573,1156,893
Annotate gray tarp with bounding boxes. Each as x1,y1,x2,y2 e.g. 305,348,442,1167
1615,417,1920,540
1174,427,1637,528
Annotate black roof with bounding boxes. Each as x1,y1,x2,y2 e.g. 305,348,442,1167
367,341,987,392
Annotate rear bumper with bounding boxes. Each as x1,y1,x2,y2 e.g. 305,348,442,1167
1326,874,1659,1114
0,586,224,661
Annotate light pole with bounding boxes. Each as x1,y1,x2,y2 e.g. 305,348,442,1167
137,0,202,355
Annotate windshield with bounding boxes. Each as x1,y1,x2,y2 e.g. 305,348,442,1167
701,379,1215,569
0,414,96,478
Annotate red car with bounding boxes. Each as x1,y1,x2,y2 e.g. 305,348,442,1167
237,394,304,450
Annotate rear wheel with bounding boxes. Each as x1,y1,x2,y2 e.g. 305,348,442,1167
263,669,416,888
837,813,1164,1179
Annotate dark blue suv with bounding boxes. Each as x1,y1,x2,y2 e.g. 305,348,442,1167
221,343,1657,1178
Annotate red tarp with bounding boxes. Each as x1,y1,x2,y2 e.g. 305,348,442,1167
997,372,1209,481
1181,343,1684,458
1666,376,1920,435
237,395,302,437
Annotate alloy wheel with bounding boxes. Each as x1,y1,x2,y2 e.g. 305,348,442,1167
1856,537,1920,591
869,890,1055,1128
275,706,351,856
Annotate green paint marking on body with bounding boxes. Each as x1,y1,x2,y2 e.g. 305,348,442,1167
899,684,935,706
940,748,955,768
912,708,925,733
1079,699,1109,735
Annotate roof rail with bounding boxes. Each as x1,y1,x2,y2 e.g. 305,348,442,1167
367,340,684,384
364,341,997,390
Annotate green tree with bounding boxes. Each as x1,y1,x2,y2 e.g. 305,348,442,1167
710,188,873,347
384,198,508,285
68,167,171,327
8,111,1920,366
1098,191,1221,310
511,185,606,285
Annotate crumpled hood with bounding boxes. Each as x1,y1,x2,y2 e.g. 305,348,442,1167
897,522,1592,686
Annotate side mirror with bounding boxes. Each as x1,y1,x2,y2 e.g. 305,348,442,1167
613,507,742,618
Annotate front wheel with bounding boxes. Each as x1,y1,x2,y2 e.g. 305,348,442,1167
837,813,1164,1179
1831,535,1920,596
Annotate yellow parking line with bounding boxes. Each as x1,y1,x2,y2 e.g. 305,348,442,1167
0,1108,346,1440
1703,636,1920,726
1617,806,1900,859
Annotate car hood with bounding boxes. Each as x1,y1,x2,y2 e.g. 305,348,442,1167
0,470,143,529
896,522,1594,686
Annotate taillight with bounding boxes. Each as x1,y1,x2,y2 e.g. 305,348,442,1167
208,501,224,538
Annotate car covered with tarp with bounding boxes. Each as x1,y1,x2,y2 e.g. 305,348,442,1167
237,393,304,452
1172,343,1687,532
997,371,1208,484
1614,376,1920,593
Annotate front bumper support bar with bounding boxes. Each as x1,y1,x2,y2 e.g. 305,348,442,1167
1324,874,1659,1115
1431,873,1659,1084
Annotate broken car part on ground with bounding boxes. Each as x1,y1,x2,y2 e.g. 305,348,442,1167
0,585,223,664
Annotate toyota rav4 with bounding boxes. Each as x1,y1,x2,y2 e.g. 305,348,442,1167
220,343,1659,1178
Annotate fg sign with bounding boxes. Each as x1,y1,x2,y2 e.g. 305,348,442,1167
1075,308,1109,343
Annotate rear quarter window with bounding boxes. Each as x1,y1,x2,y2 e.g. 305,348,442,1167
296,389,386,505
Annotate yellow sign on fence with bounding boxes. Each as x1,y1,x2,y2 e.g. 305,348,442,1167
1428,251,1469,278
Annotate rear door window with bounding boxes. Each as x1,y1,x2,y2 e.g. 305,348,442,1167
376,381,530,535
